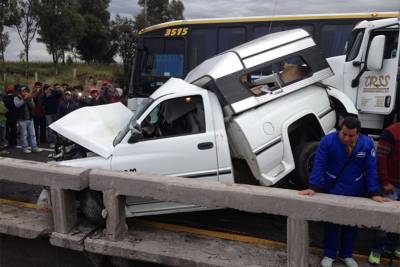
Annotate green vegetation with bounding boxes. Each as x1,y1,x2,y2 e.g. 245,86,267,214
1,0,185,92
1,61,123,90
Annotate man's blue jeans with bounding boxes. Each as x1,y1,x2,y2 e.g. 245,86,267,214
18,120,38,150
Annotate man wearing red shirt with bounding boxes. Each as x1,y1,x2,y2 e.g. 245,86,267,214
369,123,400,264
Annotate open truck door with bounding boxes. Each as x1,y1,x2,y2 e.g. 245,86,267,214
353,22,399,115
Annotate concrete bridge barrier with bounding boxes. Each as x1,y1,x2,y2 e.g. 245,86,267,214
0,157,89,236
1,157,399,267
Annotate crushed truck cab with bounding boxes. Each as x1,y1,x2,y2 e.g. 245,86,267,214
51,29,349,217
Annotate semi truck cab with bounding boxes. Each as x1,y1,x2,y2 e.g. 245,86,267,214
324,18,400,131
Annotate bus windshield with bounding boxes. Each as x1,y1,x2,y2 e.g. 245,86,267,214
142,38,184,77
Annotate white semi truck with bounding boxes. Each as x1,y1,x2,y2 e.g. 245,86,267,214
324,18,399,131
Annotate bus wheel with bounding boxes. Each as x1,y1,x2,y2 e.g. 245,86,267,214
79,189,105,225
294,141,319,189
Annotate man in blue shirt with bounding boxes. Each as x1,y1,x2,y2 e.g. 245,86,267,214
299,116,388,267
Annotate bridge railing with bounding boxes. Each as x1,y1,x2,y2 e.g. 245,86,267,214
1,157,399,267
0,157,89,234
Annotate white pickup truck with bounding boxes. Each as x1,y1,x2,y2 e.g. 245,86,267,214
51,29,354,219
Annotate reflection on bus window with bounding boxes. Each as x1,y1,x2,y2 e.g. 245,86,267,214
189,29,217,70
218,27,246,53
321,24,353,58
240,55,312,96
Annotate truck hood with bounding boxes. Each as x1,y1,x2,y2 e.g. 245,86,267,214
50,103,133,158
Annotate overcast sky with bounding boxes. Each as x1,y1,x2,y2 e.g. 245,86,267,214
4,0,400,61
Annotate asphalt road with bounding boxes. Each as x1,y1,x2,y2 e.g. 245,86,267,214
0,145,394,264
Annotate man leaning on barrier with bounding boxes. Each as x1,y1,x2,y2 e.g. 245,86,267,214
299,116,390,267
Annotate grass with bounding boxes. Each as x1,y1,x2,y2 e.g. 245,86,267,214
0,61,124,91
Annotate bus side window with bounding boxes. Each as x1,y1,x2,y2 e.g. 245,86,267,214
321,24,354,58
218,27,246,53
252,26,284,40
189,29,217,71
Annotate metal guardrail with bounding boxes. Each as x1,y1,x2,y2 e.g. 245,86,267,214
1,157,400,267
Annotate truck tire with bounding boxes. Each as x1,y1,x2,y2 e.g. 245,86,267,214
79,189,105,225
294,141,319,189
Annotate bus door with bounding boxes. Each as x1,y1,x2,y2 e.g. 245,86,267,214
356,26,399,115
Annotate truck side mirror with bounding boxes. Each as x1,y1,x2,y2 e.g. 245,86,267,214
352,35,386,87
128,120,143,144
366,35,386,71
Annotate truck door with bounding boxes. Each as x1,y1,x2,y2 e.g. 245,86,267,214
356,26,399,115
111,93,220,180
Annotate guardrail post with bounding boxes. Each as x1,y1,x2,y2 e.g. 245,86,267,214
287,216,309,267
51,188,78,234
103,189,127,241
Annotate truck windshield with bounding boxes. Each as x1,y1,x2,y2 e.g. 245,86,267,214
136,37,185,95
113,98,154,146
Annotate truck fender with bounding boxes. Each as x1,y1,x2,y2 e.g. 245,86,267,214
326,86,358,115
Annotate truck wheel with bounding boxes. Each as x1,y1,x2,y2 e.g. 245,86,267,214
79,189,105,225
294,141,319,189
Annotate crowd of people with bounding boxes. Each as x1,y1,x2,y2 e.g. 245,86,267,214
0,80,126,154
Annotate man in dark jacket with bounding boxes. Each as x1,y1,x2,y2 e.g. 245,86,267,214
58,91,79,118
41,84,62,148
299,117,388,267
14,87,42,153
3,85,18,147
